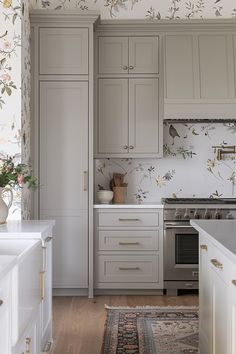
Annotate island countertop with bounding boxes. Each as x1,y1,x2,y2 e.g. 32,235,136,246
0,220,55,240
191,220,236,263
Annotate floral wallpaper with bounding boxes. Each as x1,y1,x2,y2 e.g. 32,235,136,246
95,123,236,202
33,0,236,19
0,0,21,219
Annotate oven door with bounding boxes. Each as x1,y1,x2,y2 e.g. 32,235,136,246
164,223,199,281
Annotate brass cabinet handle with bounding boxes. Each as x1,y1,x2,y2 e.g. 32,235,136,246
119,267,140,271
118,218,140,221
25,337,31,354
200,244,208,251
45,236,53,243
83,171,88,191
232,280,236,287
0,300,3,306
211,258,223,270
123,145,129,150
40,271,46,300
129,65,134,70
119,242,140,245
129,145,134,150
123,65,128,70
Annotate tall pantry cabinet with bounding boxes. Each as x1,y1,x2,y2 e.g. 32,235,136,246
30,11,99,297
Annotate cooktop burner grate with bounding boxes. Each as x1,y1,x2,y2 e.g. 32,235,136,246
163,198,236,204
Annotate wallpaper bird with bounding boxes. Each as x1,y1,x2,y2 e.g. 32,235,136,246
169,124,180,145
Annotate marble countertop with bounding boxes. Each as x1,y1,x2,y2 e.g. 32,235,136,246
94,202,163,209
191,220,236,263
0,220,55,240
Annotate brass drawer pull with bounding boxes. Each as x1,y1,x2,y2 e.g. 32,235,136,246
119,267,140,271
40,271,46,299
25,337,31,354
211,259,223,270
232,280,236,287
200,244,208,251
118,218,140,221
129,145,134,150
119,242,140,245
0,300,3,306
83,171,88,191
129,65,134,70
123,145,129,150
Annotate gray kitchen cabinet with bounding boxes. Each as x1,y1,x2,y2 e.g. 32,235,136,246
164,32,236,119
40,27,89,75
31,11,99,298
97,78,161,158
98,36,158,75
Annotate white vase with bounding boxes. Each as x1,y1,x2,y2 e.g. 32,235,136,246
0,187,13,224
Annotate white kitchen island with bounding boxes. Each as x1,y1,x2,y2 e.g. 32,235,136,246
191,220,236,354
0,220,55,354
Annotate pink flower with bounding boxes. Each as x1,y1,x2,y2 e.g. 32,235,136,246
17,175,25,185
0,73,11,82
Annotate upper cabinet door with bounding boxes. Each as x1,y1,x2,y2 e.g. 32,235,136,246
98,37,128,74
198,35,230,99
165,35,195,99
129,78,160,156
97,79,129,155
40,28,88,75
129,37,159,74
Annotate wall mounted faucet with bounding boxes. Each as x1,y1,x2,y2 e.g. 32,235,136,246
212,145,236,161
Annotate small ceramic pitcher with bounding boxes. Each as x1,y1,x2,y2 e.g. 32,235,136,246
0,187,13,224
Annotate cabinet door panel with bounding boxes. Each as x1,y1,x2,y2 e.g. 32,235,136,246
229,282,236,354
199,35,229,99
129,79,159,155
98,79,128,154
129,37,158,74
40,82,88,288
233,35,236,98
98,37,128,74
165,35,195,99
40,28,88,75
40,82,88,211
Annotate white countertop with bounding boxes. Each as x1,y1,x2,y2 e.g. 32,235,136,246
191,220,236,263
94,202,163,209
0,220,55,240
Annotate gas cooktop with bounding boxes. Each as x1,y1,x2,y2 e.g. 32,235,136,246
162,198,236,204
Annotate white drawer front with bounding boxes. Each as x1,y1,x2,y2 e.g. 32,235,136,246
98,230,159,251
0,274,11,354
98,211,161,227
97,255,160,283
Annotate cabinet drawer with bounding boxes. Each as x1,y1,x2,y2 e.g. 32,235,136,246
97,255,160,283
98,211,161,227
40,28,88,75
98,230,159,251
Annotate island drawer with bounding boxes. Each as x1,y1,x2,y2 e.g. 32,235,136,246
96,255,160,283
97,210,161,228
98,230,159,251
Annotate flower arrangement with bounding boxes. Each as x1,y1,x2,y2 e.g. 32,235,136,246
0,156,37,189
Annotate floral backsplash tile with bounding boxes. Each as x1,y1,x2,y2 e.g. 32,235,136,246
95,122,236,203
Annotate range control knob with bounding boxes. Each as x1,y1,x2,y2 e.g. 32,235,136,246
193,209,200,219
226,211,234,219
204,209,212,219
214,209,222,219
174,209,182,220
183,208,190,219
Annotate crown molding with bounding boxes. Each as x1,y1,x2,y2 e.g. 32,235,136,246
30,10,100,25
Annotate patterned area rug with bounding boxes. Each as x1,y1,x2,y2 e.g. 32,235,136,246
102,306,199,354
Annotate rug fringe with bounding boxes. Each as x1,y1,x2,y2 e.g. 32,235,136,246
104,304,198,310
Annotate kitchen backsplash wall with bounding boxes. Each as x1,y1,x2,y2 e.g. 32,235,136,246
33,0,236,19
95,122,236,202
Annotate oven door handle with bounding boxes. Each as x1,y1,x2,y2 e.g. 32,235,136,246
165,224,194,229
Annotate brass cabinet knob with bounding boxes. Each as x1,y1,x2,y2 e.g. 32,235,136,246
211,258,223,270
0,300,3,306
200,244,208,251
129,65,134,70
129,145,134,150
123,65,128,70
232,280,236,286
123,145,129,150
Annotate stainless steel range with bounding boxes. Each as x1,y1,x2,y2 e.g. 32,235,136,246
163,198,236,295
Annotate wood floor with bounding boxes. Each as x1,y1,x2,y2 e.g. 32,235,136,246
52,294,198,354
